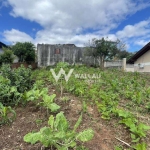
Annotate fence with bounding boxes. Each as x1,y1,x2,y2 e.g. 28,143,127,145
104,60,122,68
126,64,134,72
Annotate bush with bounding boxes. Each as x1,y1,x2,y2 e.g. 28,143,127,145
0,76,21,106
0,47,15,65
0,64,32,93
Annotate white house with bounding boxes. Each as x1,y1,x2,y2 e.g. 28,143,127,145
127,42,150,72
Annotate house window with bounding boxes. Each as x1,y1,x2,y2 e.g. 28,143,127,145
55,49,60,54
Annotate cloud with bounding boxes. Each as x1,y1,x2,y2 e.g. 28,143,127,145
7,0,150,31
3,29,33,43
134,40,149,47
2,0,150,49
116,19,150,39
115,19,150,50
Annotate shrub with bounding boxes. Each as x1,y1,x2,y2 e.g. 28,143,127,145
0,47,15,65
0,102,16,125
0,76,21,106
0,64,32,93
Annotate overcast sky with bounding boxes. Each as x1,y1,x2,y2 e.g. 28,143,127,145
0,0,150,52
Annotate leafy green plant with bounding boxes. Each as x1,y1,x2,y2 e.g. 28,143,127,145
33,65,150,148
23,87,60,113
39,94,60,113
24,112,94,150
115,109,150,143
133,142,147,150
0,102,16,125
0,64,32,93
22,87,48,102
60,96,70,103
76,145,89,150
0,76,21,106
114,146,123,150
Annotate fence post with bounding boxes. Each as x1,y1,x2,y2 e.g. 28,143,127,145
122,58,126,71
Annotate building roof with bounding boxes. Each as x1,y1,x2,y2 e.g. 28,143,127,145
127,42,150,64
0,42,7,48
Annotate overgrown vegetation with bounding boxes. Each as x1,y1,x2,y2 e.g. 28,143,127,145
0,102,16,125
1,62,150,150
0,47,15,65
0,64,32,106
31,62,149,149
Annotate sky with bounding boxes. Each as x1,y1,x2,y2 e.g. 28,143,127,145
0,0,150,52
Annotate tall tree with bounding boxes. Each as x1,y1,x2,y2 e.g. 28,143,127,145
85,37,124,68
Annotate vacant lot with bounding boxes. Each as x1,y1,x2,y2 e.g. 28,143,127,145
0,63,150,150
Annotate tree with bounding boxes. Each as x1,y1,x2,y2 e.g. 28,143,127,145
117,50,134,60
12,42,36,62
0,47,15,65
85,37,124,68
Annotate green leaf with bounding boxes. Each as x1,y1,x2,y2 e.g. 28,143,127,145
54,131,66,139
43,94,56,104
54,112,69,132
48,115,54,129
23,132,41,144
114,146,123,150
73,113,82,132
76,128,94,142
69,141,76,148
131,133,140,142
138,123,150,131
133,142,147,150
49,103,60,112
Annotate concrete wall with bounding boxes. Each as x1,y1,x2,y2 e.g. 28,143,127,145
37,44,124,68
104,60,122,68
37,44,84,67
126,64,134,72
134,50,150,72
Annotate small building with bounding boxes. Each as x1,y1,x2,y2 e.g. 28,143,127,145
127,42,150,72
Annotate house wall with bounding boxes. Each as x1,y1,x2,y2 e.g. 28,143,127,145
134,49,150,72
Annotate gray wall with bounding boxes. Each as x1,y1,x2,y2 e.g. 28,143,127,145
37,44,88,67
37,44,122,67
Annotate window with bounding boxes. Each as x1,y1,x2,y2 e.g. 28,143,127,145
55,49,60,54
